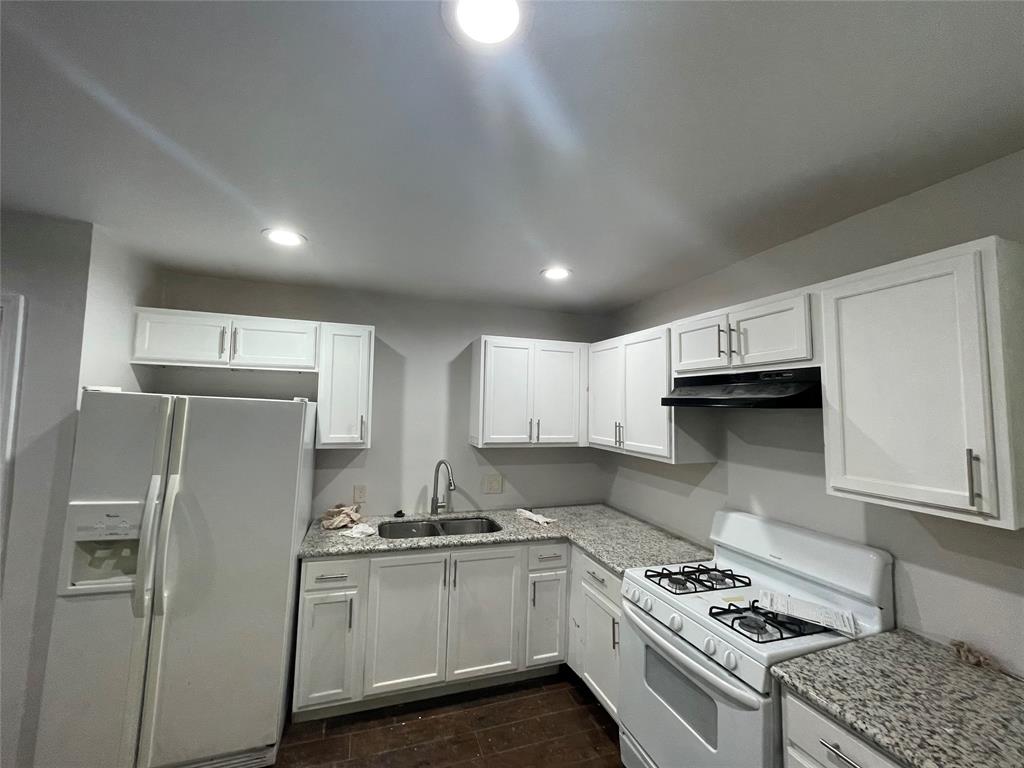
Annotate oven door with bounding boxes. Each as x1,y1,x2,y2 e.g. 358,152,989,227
619,602,779,768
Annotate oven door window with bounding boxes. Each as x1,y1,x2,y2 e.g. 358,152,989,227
645,644,718,748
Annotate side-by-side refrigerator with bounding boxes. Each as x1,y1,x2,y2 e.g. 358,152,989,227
35,390,315,768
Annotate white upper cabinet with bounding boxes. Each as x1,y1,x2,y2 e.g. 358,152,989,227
589,326,685,461
671,293,812,374
445,547,523,682
621,328,673,458
821,237,1023,529
229,317,318,370
671,313,730,372
316,323,373,449
470,336,586,447
133,308,231,366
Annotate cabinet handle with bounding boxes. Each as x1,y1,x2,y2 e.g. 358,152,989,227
818,740,863,768
586,569,607,586
218,327,227,357
231,327,238,357
537,553,561,561
966,448,980,505
532,581,537,607
528,418,533,442
729,325,739,356
453,560,458,589
536,419,541,442
443,559,447,587
314,573,349,583
348,599,353,630
359,414,365,441
611,618,619,650
717,324,727,357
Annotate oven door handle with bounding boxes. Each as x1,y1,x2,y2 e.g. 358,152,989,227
622,602,764,711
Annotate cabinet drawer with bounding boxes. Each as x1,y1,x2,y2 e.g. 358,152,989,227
303,558,368,591
528,543,568,571
784,692,900,768
572,548,621,604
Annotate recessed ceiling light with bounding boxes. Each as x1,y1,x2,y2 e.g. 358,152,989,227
541,266,571,281
454,0,521,44
262,228,307,247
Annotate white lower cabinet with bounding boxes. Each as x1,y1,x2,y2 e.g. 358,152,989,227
295,590,362,709
526,570,567,667
364,552,450,696
567,547,622,721
294,542,576,715
446,547,523,681
783,691,899,768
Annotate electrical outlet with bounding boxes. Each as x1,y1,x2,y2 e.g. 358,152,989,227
353,484,368,503
481,473,503,495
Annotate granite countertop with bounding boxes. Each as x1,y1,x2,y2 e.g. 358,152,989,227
299,503,711,576
772,629,1024,768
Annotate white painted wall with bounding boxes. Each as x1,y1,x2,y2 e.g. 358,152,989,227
0,209,93,768
607,150,1024,675
78,226,159,392
146,272,615,518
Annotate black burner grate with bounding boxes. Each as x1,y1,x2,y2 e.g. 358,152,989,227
709,600,830,644
644,564,752,595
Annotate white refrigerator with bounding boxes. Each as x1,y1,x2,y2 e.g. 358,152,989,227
35,390,315,768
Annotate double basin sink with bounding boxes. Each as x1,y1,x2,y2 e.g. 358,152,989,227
378,517,502,539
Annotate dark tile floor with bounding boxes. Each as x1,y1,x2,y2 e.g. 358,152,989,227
275,670,622,768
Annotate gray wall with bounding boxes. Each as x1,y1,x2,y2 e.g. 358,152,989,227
607,150,1024,675
1,209,93,768
146,272,615,518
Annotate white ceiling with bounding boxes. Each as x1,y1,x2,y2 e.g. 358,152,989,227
3,1,1022,311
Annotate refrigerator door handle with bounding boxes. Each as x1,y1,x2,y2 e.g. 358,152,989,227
152,473,181,617
132,474,163,619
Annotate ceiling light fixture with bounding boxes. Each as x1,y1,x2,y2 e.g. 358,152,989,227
454,0,521,45
262,228,307,247
541,266,571,281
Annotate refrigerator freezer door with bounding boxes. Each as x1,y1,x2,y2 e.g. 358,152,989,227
138,397,308,768
35,391,174,768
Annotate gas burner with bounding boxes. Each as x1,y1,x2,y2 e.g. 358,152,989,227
644,564,752,595
709,600,830,644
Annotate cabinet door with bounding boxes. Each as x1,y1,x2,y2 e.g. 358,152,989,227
317,324,373,448
533,341,581,444
229,317,318,370
446,547,522,682
294,589,361,709
526,570,567,667
581,582,620,719
133,309,230,366
822,252,996,515
365,553,449,695
729,294,811,367
672,313,730,373
483,338,534,444
588,340,623,448
622,328,672,458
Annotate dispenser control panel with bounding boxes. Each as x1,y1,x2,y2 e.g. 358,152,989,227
72,507,142,541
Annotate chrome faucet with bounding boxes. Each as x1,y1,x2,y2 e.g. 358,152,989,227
431,459,456,516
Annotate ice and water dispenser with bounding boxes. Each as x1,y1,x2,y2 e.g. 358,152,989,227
61,501,143,592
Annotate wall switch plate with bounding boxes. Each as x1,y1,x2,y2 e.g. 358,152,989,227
482,473,503,495
353,484,368,503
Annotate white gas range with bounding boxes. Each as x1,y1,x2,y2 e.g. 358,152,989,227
618,510,894,768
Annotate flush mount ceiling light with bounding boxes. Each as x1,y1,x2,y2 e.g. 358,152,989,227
541,266,571,281
261,228,307,247
453,0,521,44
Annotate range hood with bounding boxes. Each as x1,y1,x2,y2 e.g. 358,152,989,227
662,367,822,408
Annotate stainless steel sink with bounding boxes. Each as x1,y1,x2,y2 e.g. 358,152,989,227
437,517,502,535
377,520,443,539
376,517,502,539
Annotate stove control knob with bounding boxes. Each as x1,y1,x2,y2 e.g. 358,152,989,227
642,597,653,612
723,650,738,670
629,588,640,603
668,614,683,632
702,637,717,656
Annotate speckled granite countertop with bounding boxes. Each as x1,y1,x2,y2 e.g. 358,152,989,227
773,629,1024,768
299,503,711,576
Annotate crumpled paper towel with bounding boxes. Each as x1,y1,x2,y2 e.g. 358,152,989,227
341,523,376,539
516,508,556,526
321,503,363,530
